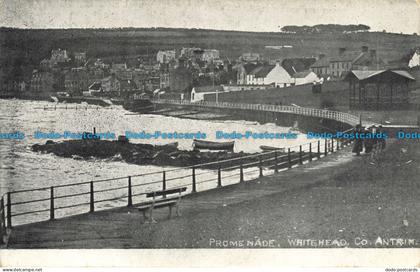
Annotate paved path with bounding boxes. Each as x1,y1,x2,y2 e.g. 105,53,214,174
8,145,357,248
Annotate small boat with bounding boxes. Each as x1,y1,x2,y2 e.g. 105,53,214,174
259,145,285,152
193,139,234,151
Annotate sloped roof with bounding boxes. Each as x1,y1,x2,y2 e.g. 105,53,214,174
392,70,416,80
350,70,385,80
250,65,275,78
242,63,259,73
89,82,102,90
311,57,331,68
330,51,361,62
346,70,416,81
293,70,314,78
192,85,224,93
282,58,316,76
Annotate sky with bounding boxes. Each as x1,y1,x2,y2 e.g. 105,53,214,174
1,0,419,34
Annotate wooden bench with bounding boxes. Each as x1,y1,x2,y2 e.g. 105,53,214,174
137,187,187,223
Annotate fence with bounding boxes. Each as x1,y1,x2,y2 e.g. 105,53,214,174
0,100,360,244
0,130,355,243
152,99,361,126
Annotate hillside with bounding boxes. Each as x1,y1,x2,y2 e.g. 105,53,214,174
1,27,420,81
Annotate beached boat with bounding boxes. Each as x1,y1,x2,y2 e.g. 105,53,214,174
259,145,285,152
193,139,234,151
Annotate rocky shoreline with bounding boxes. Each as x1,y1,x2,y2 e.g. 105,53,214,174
31,139,264,169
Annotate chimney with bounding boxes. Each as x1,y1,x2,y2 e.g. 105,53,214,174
361,46,369,52
338,48,346,56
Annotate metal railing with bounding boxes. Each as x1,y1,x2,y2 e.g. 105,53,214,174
152,99,360,126
0,129,355,241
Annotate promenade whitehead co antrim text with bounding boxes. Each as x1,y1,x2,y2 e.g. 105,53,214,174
1,0,420,269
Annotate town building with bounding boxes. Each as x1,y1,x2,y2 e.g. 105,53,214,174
30,70,54,93
181,48,201,58
246,62,294,87
93,59,106,68
50,49,70,63
74,52,87,65
345,70,415,110
293,70,320,85
240,53,261,62
236,63,260,85
84,82,102,96
310,54,331,78
168,64,193,92
351,48,383,71
329,48,354,78
101,75,121,96
311,47,383,79
119,79,138,98
190,85,224,102
201,49,220,62
64,68,89,95
156,50,176,64
281,58,317,77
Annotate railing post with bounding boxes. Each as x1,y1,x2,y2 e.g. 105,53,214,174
192,167,197,193
127,176,133,206
6,192,11,228
337,138,340,150
317,140,321,159
299,145,303,165
259,155,263,177
274,151,279,173
288,148,292,168
162,171,166,198
309,143,312,161
50,186,55,220
324,139,328,156
89,181,94,213
331,138,334,152
240,163,244,182
217,167,222,188
1,197,5,236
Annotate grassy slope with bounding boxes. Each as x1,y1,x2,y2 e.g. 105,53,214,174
1,28,420,66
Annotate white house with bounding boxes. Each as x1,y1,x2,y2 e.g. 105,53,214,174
156,50,176,64
293,70,320,85
191,86,225,102
201,49,220,62
246,62,294,87
408,50,420,68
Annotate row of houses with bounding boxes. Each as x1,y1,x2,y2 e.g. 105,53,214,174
310,46,383,78
236,61,320,87
157,48,221,64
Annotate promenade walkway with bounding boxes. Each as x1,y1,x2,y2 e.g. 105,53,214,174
8,146,357,248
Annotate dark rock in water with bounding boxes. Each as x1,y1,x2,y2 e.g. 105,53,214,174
31,139,261,169
152,150,173,165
